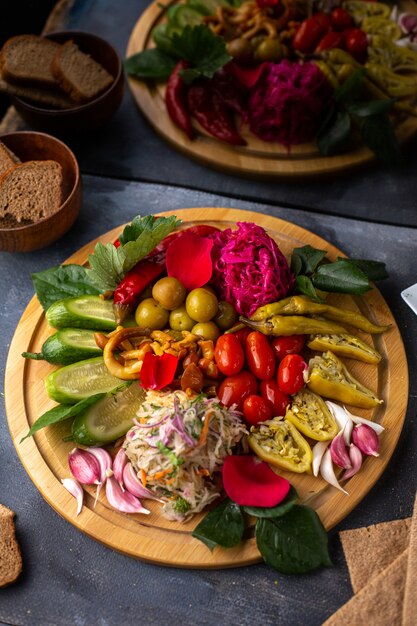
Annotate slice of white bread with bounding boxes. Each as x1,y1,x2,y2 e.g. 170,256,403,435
51,40,114,103
0,504,22,588
0,35,60,88
0,77,75,109
0,160,63,223
0,141,21,177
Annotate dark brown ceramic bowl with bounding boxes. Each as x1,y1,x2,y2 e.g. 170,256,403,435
0,132,82,252
12,31,124,134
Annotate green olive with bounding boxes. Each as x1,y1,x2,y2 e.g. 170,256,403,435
169,305,195,332
191,322,221,342
186,288,218,322
135,298,169,330
254,38,283,62
250,35,266,51
226,38,253,62
152,276,186,310
213,301,239,331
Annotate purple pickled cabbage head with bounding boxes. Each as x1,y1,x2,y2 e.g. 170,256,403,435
248,60,334,147
210,222,294,317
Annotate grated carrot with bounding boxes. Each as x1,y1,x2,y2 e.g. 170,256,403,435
140,468,147,487
197,410,213,447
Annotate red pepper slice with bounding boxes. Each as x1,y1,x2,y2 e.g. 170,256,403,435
139,352,178,390
187,80,247,146
165,60,194,140
224,61,269,89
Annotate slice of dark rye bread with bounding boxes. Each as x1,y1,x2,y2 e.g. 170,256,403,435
0,77,75,109
0,35,60,88
0,160,63,223
0,141,21,177
0,504,23,588
51,40,114,103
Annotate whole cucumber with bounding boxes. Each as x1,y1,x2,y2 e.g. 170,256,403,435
22,328,103,365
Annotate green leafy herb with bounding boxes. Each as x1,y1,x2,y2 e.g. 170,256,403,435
347,99,396,118
87,215,180,291
243,486,298,519
312,259,371,295
123,49,176,80
294,276,326,303
20,393,105,443
32,264,102,311
192,498,245,551
255,505,333,574
317,110,351,156
359,113,402,166
340,258,388,282
334,67,366,104
292,245,327,275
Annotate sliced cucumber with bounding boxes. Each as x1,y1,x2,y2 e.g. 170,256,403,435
152,24,176,55
45,357,123,404
23,328,102,365
72,383,146,445
46,295,117,331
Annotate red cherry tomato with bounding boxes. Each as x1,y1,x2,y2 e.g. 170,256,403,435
345,28,368,62
271,335,305,361
259,380,290,417
315,31,345,52
234,327,251,348
293,16,326,53
245,331,276,381
277,354,307,395
330,7,353,31
214,334,245,377
243,395,272,426
218,371,258,410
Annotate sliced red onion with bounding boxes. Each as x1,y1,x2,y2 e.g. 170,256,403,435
105,476,150,514
312,441,329,477
68,448,101,485
62,478,84,516
342,444,363,481
320,449,349,495
352,424,380,457
343,406,385,435
398,12,417,34
122,462,162,501
330,425,352,469
113,448,128,490
325,402,353,444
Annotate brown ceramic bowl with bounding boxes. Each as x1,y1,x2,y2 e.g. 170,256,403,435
12,31,124,134
0,132,82,252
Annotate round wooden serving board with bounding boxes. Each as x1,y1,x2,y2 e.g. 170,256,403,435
6,208,408,568
126,2,417,180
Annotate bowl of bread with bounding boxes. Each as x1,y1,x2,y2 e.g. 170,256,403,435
0,131,81,252
0,31,124,133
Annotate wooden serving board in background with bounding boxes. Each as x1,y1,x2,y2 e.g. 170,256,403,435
126,2,417,179
5,208,408,567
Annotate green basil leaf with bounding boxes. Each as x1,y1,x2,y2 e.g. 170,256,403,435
334,67,366,104
292,245,327,275
124,49,176,81
359,113,402,166
347,98,396,118
20,393,106,443
294,275,326,303
192,498,245,551
312,259,371,295
32,264,102,311
337,258,389,282
243,486,298,519
255,505,333,574
317,110,351,156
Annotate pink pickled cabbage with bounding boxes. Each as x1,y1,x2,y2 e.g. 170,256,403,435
210,222,293,317
248,60,333,147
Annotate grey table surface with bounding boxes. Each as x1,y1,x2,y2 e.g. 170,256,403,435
1,177,416,626
36,0,416,229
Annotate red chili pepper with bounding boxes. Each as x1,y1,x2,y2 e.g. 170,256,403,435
165,60,194,140
187,80,246,146
113,224,220,323
139,352,178,390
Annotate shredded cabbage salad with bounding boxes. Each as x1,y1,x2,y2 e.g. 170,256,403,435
124,390,246,521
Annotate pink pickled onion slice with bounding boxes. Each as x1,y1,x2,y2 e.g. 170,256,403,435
222,455,291,507
140,352,178,390
166,232,213,291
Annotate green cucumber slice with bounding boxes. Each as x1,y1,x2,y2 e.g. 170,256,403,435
45,357,123,404
23,328,102,365
46,295,117,331
72,383,146,445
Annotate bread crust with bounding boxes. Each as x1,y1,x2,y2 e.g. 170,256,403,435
0,504,23,588
1,35,60,88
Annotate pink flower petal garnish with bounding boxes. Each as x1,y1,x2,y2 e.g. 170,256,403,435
166,232,213,291
140,352,178,390
222,455,291,507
